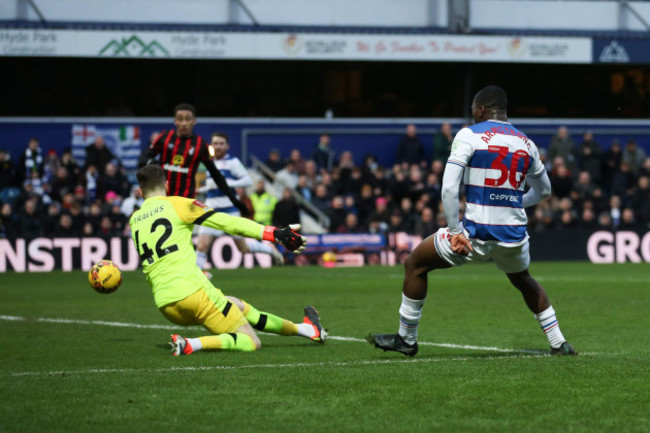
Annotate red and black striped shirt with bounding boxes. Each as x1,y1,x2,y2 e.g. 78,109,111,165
146,130,209,198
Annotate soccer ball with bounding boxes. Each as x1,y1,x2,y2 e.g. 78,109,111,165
88,260,122,294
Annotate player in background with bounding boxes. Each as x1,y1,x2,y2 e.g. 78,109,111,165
130,164,327,356
139,103,248,215
196,132,284,276
369,85,576,356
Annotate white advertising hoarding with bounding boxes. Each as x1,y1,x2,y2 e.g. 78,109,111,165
0,29,592,63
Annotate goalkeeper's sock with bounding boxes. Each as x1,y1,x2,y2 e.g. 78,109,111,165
199,333,257,352
246,240,274,255
534,306,566,349
242,301,298,336
398,293,425,345
196,251,207,269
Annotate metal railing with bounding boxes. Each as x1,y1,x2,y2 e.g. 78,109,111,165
249,154,331,230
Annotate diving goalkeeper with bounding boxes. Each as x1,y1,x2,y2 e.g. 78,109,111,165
129,164,327,355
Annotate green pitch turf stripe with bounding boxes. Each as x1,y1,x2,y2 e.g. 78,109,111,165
9,354,544,377
0,314,546,355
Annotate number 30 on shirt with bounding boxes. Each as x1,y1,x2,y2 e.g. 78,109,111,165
484,145,530,189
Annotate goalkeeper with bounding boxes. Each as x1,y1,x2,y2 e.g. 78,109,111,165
129,164,326,355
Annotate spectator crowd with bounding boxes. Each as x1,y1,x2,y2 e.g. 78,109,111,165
1,125,649,240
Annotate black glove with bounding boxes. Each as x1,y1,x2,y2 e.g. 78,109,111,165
262,224,307,252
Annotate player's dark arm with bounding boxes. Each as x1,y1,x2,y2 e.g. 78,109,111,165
138,131,165,168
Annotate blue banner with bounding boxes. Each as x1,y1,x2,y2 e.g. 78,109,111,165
593,39,650,64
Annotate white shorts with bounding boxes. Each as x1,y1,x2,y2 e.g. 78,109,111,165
433,227,530,274
197,209,241,238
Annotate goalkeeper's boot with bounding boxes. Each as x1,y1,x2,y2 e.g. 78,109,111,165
270,247,285,266
368,333,418,357
170,334,193,356
303,306,327,343
550,341,578,356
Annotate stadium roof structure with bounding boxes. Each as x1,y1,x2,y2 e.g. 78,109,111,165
2,19,650,40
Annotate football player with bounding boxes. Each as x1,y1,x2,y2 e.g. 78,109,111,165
130,164,326,355
369,86,576,356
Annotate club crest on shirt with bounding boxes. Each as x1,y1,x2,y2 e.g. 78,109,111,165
173,155,185,165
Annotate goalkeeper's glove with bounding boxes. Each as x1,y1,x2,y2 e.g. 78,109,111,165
262,224,307,253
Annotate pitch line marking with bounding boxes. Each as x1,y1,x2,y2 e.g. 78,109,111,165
10,355,544,377
0,314,546,355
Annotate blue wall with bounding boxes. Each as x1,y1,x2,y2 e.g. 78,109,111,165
2,118,650,170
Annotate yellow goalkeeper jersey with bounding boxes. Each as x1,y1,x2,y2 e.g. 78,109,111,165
129,196,264,308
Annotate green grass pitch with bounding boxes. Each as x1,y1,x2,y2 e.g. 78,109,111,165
1,262,649,433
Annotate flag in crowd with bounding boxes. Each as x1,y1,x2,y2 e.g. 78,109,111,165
71,124,142,169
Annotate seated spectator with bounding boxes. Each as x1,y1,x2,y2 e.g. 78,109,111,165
45,202,62,234
109,203,128,234
609,195,623,228
399,197,417,233
85,164,99,203
610,161,637,200
414,207,436,238
18,198,44,238
408,165,425,201
272,188,301,228
265,148,285,173
577,131,602,185
121,185,144,217
597,211,614,230
579,208,598,230
18,138,44,182
60,148,81,183
311,183,331,214
343,195,358,216
295,175,312,203
550,160,573,199
312,134,334,173
388,210,407,233
53,213,78,237
396,124,426,168
50,166,75,203
573,171,595,203
367,196,390,227
337,213,364,234
432,122,453,162
388,166,409,203
556,210,578,230
275,161,299,190
356,183,375,225
98,215,118,237
288,149,307,175
73,185,88,206
548,126,576,172
0,203,18,236
304,160,319,187
97,162,129,200
602,140,622,187
618,208,639,230
361,153,380,181
0,148,18,189
85,136,119,175
327,196,346,232
86,202,103,232
622,140,647,175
